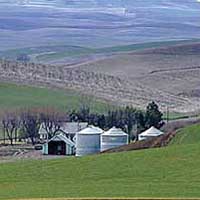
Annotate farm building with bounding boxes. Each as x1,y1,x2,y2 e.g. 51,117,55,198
43,134,75,155
101,127,128,151
139,126,164,141
76,126,104,156
39,122,88,140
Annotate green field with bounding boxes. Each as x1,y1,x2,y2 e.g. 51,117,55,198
170,123,200,146
0,142,200,199
0,83,110,113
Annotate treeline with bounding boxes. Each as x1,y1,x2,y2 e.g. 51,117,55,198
0,101,163,145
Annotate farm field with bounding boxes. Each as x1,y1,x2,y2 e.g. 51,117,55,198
1,41,200,113
77,42,200,113
0,82,109,113
0,142,200,199
1,40,198,64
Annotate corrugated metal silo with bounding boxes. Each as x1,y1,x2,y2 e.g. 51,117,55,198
101,127,128,151
76,126,103,156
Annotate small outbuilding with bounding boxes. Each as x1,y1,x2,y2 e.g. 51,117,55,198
138,126,164,141
101,127,128,151
43,134,75,156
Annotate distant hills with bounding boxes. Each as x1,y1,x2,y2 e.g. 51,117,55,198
0,0,200,60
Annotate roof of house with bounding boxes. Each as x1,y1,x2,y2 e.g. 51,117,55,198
47,134,75,146
39,122,88,135
102,127,128,136
139,126,164,137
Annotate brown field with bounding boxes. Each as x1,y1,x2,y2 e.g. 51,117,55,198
1,42,200,113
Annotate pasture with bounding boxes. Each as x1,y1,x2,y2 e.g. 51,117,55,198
170,123,200,146
0,142,200,199
0,82,109,113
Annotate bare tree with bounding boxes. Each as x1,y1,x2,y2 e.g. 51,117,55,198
40,108,65,139
20,109,41,145
1,112,20,145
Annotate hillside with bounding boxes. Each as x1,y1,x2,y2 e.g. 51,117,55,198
2,42,200,113
0,83,108,112
170,123,200,146
0,142,200,199
77,42,200,112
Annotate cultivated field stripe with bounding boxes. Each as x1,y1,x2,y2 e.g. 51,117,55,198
9,198,200,200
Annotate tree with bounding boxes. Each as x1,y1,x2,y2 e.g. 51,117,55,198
1,112,20,145
40,108,65,139
145,101,163,129
21,110,41,145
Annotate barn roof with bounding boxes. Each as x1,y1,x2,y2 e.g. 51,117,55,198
48,134,75,147
39,122,88,135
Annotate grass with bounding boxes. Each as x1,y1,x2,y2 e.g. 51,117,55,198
0,143,200,199
170,123,200,146
0,82,110,113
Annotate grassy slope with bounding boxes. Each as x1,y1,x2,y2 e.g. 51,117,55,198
170,123,200,146
0,143,200,199
0,83,109,113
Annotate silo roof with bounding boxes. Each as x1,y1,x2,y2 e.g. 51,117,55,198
78,125,104,135
139,126,164,137
102,127,128,136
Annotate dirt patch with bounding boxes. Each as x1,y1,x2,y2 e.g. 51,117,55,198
0,144,68,163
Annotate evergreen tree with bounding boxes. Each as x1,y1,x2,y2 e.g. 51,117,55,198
145,101,163,128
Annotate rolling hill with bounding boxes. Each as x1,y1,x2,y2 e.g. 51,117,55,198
76,42,200,113
0,141,200,199
0,82,109,113
1,41,200,113
170,123,200,146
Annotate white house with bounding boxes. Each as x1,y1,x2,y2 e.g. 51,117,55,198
43,134,75,155
139,126,164,141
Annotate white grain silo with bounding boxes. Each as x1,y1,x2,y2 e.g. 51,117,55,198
138,126,164,141
76,125,103,156
101,127,128,151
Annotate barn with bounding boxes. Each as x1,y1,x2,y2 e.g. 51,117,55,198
43,134,75,156
139,126,164,141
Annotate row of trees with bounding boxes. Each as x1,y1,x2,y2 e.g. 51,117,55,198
0,101,163,145
69,101,163,140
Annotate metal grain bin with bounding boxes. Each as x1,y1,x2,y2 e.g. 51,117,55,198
76,126,103,156
101,127,128,151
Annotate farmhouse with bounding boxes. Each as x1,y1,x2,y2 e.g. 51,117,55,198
139,126,164,141
43,134,75,155
39,122,88,140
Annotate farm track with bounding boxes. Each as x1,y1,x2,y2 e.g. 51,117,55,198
149,66,200,74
